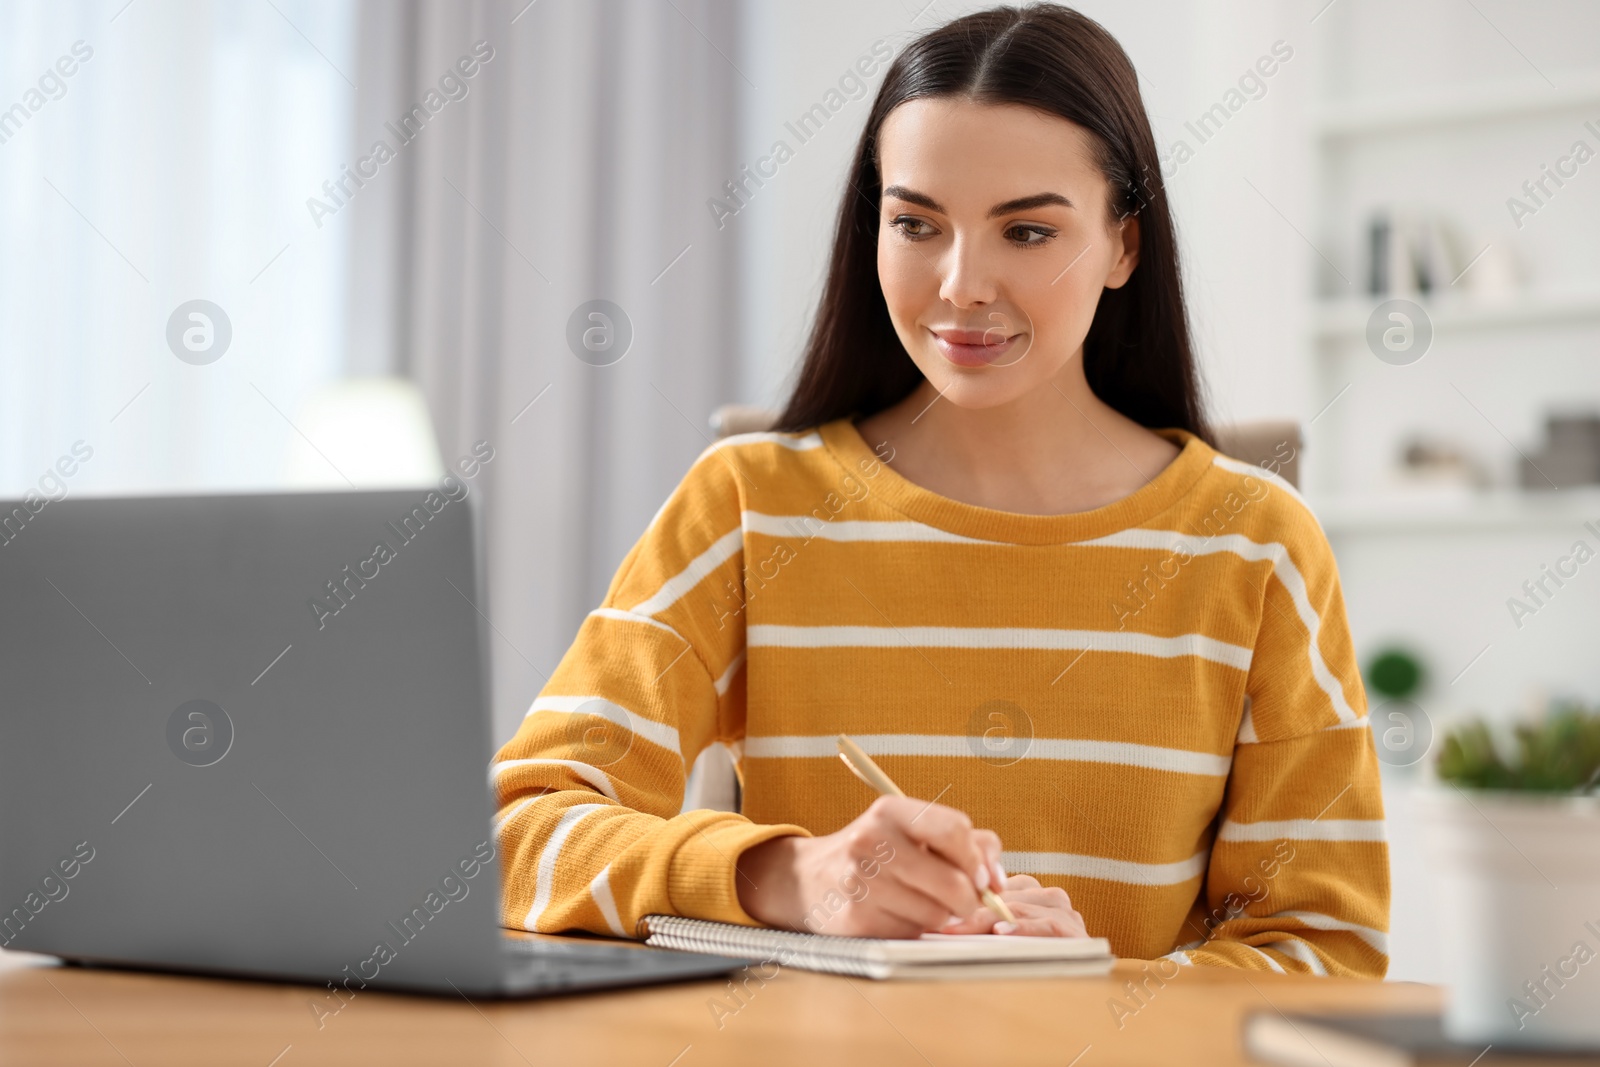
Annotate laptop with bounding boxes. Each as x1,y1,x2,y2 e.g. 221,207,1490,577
0,486,748,996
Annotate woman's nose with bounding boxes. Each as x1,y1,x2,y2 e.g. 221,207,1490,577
937,236,999,309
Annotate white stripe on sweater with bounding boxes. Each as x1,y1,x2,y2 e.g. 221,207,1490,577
1236,696,1257,743
587,607,687,642
494,795,546,837
1242,943,1287,973
1079,526,1361,724
1218,818,1386,843
1210,453,1320,533
708,430,822,453
643,433,823,534
744,734,1231,776
1271,910,1389,955
523,803,607,932
1253,542,1361,725
490,758,619,802
588,864,627,937
748,624,1252,670
742,511,991,544
628,526,743,617
714,650,745,696
1001,848,1209,886
1264,938,1328,975
524,695,681,757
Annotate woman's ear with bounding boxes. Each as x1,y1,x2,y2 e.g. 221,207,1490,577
1103,213,1140,289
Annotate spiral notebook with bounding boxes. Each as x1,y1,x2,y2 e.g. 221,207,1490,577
639,915,1115,980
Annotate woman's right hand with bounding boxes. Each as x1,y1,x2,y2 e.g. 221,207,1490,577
734,795,1005,938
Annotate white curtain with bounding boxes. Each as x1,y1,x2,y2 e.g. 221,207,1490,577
348,0,747,745
0,0,357,495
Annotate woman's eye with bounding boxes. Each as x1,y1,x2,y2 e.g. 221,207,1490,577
890,216,935,239
1007,224,1056,247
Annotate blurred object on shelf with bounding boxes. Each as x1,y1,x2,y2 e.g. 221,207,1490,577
1389,434,1489,489
1457,242,1520,303
1366,645,1426,701
1519,411,1600,489
1363,207,1519,301
1366,207,1450,296
1366,212,1392,295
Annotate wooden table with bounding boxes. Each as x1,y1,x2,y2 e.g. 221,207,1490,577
1,941,1444,1066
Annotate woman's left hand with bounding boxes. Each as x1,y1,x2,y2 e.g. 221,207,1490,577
942,874,1089,937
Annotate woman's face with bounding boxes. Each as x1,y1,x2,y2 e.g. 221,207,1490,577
874,97,1139,410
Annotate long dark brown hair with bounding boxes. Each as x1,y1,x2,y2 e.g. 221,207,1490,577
771,3,1212,445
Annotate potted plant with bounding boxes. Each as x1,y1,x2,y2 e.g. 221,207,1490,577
1418,703,1600,1048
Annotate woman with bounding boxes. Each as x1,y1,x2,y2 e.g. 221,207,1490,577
491,3,1388,977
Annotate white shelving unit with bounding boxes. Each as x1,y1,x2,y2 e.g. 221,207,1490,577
1316,487,1600,535
1307,64,1600,505
1303,10,1600,987
1312,286,1600,341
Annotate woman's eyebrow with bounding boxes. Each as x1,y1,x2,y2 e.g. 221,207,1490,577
881,185,1074,217
988,192,1074,217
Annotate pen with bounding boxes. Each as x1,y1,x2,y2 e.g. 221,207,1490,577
835,733,1018,926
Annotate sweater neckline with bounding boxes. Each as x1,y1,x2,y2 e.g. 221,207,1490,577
818,416,1214,546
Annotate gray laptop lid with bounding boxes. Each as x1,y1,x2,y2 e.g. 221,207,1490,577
0,488,510,995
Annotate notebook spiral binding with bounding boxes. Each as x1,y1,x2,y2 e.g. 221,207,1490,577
639,915,890,979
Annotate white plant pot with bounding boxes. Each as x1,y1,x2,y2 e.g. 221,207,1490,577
1417,787,1600,1048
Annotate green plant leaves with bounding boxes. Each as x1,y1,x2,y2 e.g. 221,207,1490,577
1436,703,1600,793
1366,647,1424,701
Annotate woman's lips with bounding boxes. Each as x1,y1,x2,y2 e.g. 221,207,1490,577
932,328,1022,367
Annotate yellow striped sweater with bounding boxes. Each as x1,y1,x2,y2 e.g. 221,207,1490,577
491,418,1389,977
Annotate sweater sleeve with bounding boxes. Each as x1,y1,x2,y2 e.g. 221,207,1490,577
1168,500,1390,977
490,443,811,937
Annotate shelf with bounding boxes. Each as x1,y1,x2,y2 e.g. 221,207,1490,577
1316,73,1600,139
1313,488,1600,535
1312,288,1600,342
